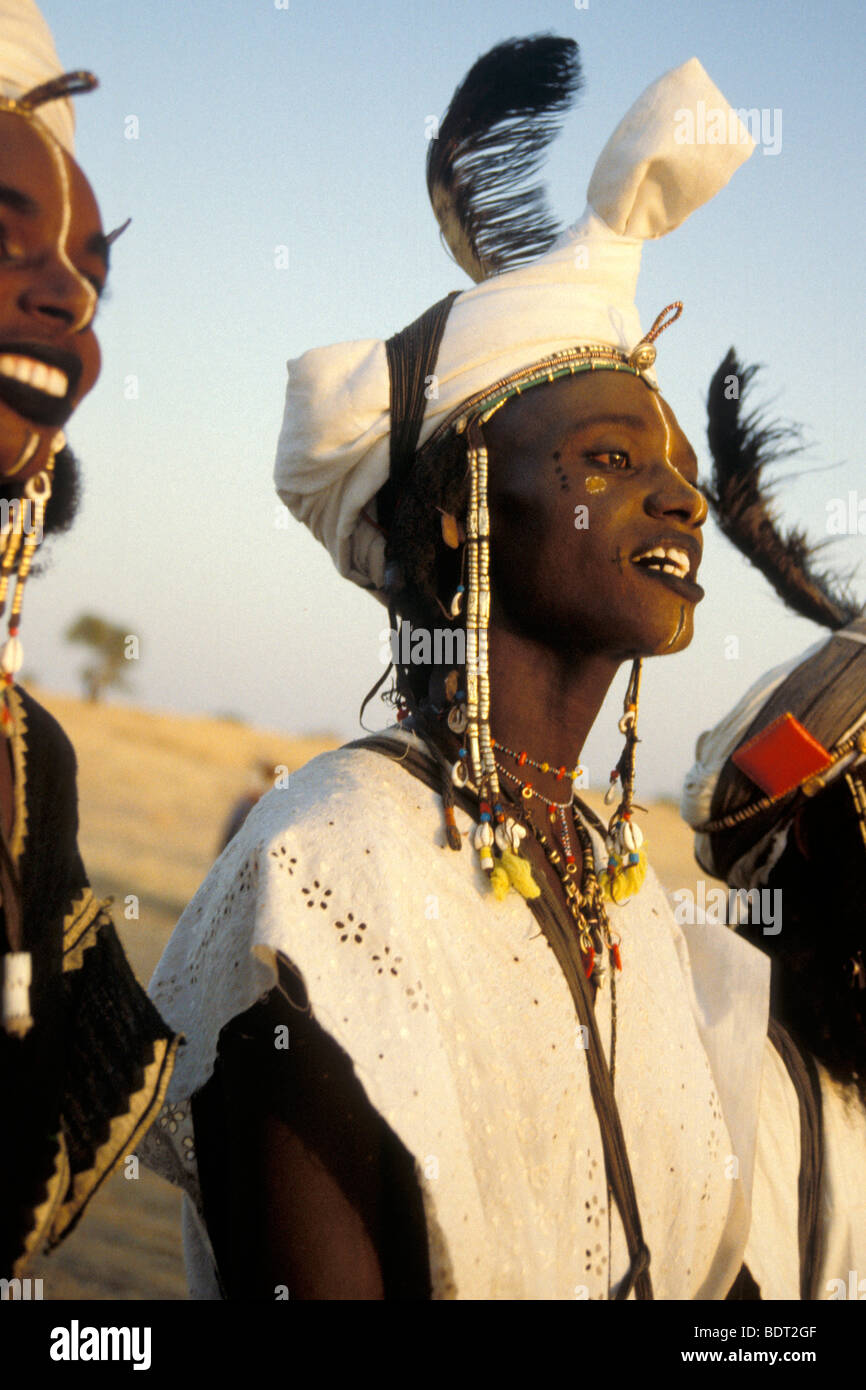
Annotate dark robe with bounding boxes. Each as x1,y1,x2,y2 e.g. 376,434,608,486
0,685,179,1278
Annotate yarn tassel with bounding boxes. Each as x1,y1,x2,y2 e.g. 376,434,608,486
490,863,511,900
498,846,541,899
602,844,648,904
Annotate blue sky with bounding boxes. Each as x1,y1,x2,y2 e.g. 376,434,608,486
26,0,865,795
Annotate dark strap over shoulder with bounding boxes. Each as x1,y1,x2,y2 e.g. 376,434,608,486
767,1017,825,1300
378,292,460,534
347,733,653,1300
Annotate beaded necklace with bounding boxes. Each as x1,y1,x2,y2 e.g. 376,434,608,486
496,763,574,810
446,723,627,980
492,738,583,785
494,740,622,985
491,739,621,981
496,758,620,1266
522,798,622,986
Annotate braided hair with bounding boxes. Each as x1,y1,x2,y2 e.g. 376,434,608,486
383,428,470,711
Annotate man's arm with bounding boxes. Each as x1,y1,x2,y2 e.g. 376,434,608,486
192,972,430,1301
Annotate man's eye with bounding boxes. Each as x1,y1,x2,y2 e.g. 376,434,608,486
587,450,630,469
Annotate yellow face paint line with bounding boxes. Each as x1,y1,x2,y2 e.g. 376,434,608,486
35,122,97,334
6,431,39,477
665,603,686,649
651,393,673,468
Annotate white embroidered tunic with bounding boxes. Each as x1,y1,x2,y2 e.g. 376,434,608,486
141,736,864,1299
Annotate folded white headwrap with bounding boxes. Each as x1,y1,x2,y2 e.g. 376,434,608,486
275,57,755,596
0,0,74,153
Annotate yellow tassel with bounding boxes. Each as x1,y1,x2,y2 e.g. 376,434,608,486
602,845,648,904
490,864,511,901
500,847,541,900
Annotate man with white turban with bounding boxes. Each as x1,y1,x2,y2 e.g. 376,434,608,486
145,36,856,1302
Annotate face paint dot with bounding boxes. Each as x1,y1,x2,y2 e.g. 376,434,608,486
585,476,606,494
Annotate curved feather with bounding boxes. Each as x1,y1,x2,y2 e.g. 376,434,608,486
426,36,581,283
705,349,860,630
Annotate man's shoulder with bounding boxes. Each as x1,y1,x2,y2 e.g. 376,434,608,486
251,735,436,835
12,686,77,777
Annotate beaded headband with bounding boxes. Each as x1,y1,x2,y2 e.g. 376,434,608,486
420,303,683,459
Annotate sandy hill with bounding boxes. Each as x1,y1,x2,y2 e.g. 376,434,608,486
32,689,336,980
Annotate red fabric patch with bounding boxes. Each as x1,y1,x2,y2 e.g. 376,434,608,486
731,712,833,798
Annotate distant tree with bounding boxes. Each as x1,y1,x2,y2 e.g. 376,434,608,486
65,614,133,703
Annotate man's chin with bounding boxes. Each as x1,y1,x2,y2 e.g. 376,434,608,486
624,606,695,660
653,608,694,656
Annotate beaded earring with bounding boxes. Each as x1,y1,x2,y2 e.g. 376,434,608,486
602,658,648,901
0,437,58,738
446,465,649,905
447,420,538,900
0,440,58,1036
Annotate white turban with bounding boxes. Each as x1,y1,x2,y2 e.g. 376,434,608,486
275,57,755,595
0,0,75,153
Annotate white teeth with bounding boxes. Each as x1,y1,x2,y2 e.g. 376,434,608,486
0,354,68,398
632,545,691,580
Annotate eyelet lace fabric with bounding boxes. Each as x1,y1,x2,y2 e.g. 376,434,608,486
139,731,837,1300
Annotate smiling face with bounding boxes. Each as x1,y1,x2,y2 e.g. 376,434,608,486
0,110,106,480
483,367,707,660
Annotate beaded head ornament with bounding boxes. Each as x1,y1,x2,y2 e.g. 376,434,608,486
412,301,682,903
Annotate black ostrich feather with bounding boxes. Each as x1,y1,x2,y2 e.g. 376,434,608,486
704,349,860,631
426,35,581,284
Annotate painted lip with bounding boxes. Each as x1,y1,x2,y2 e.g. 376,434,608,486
629,533,704,602
0,340,82,427
635,565,705,604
